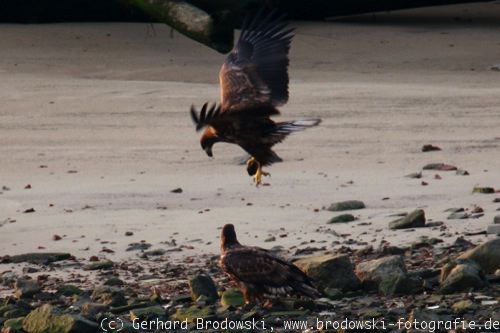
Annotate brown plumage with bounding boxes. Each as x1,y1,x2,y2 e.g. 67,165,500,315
219,224,321,304
190,9,321,185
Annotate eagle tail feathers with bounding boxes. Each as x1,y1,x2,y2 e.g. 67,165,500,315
290,280,322,299
273,118,321,135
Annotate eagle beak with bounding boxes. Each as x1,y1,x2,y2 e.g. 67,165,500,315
204,147,213,158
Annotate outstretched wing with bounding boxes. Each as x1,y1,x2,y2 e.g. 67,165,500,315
190,102,280,132
190,102,223,131
222,246,318,297
219,10,294,112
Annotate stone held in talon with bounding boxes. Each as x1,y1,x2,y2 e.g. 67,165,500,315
219,224,321,305
189,9,321,185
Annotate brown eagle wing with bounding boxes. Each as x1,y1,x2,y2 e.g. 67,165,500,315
222,246,318,297
219,10,294,113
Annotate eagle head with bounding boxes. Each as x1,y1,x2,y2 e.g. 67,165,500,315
221,224,239,251
200,127,219,158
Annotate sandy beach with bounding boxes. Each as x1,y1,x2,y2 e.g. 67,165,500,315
1,3,499,265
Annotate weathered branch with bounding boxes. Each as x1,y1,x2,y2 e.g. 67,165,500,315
121,0,235,52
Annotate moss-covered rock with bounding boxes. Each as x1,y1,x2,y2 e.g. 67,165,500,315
4,316,24,330
220,289,244,307
472,186,495,194
171,305,214,323
56,285,84,297
22,304,98,333
90,286,127,307
130,306,167,322
188,274,218,303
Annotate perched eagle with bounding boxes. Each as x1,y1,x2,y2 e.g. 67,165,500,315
219,224,321,304
190,10,321,185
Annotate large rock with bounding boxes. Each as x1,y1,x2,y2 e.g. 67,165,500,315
294,254,360,291
440,260,486,294
457,238,500,274
188,274,218,303
389,209,426,230
22,304,98,333
378,274,422,296
14,279,40,299
355,255,407,289
90,286,127,307
326,200,365,212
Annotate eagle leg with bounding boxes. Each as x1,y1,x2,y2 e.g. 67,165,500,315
246,157,270,186
241,285,259,304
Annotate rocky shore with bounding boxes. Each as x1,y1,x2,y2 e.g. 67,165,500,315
1,234,499,332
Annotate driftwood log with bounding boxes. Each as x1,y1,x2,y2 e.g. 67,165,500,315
0,0,491,52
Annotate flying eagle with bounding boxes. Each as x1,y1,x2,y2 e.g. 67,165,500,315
219,224,321,304
190,10,321,185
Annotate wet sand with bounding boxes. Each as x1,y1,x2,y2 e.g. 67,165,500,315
0,3,499,263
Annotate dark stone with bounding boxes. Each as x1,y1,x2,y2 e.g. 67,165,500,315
3,252,71,265
421,144,441,152
472,187,495,194
188,274,218,303
84,260,113,271
327,214,356,224
378,274,422,296
440,260,487,294
14,278,40,299
447,212,469,220
126,242,152,251
56,284,84,296
91,286,127,307
326,200,365,212
103,277,124,286
81,302,109,320
423,163,457,171
130,306,167,322
389,209,426,230
355,255,407,290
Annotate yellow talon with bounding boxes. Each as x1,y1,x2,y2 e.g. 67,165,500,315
253,166,270,186
246,158,270,186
